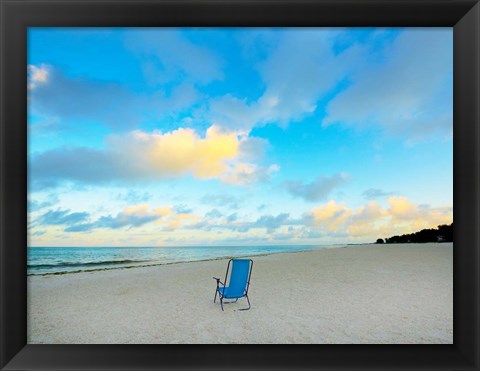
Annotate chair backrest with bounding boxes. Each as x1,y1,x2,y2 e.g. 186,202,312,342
224,259,253,298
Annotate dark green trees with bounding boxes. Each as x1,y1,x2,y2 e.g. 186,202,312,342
382,223,453,244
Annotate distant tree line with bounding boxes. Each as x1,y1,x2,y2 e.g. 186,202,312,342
375,223,453,244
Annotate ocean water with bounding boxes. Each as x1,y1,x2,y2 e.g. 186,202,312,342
27,245,333,275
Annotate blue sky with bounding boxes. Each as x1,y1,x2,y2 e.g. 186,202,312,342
27,27,453,246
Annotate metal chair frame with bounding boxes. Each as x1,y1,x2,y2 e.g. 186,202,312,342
213,258,253,311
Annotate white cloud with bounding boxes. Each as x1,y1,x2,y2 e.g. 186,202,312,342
220,163,279,186
28,64,49,90
307,196,453,238
285,173,349,202
209,29,452,143
31,125,278,188
153,83,200,113
324,29,453,141
256,30,359,124
28,65,203,130
28,64,144,127
209,29,364,133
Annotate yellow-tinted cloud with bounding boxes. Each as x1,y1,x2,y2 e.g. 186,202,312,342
164,213,199,230
32,125,279,188
109,125,239,178
386,196,453,232
123,204,172,217
104,125,278,185
308,197,452,238
387,196,416,219
310,201,352,232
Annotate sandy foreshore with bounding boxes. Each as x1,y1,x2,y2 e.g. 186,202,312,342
28,243,453,344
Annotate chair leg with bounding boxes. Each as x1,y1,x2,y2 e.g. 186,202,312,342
213,289,218,303
220,297,224,311
239,295,251,311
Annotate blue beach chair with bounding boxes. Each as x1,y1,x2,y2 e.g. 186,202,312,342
213,258,253,311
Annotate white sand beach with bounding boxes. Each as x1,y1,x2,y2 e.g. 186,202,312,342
28,243,453,344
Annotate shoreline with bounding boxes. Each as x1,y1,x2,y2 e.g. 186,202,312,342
27,244,334,276
27,242,450,277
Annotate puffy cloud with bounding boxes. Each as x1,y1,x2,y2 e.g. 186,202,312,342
205,209,223,219
250,213,291,234
55,203,207,234
27,65,201,130
123,204,171,217
256,30,360,125
43,196,452,243
163,213,199,231
386,196,453,230
309,201,352,233
324,29,452,140
345,202,389,237
191,212,296,234
64,204,172,232
209,29,451,142
209,95,266,133
28,65,143,127
31,125,278,188
37,209,90,226
209,29,363,133
285,173,349,202
238,136,270,161
307,196,452,238
387,196,416,219
27,33,218,133
106,125,240,179
220,163,279,186
152,83,201,114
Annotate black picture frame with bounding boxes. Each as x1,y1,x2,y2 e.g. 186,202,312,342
1,1,479,370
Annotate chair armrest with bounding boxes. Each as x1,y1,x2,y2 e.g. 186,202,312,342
212,277,224,286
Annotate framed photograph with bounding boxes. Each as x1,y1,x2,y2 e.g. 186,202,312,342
1,0,479,370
